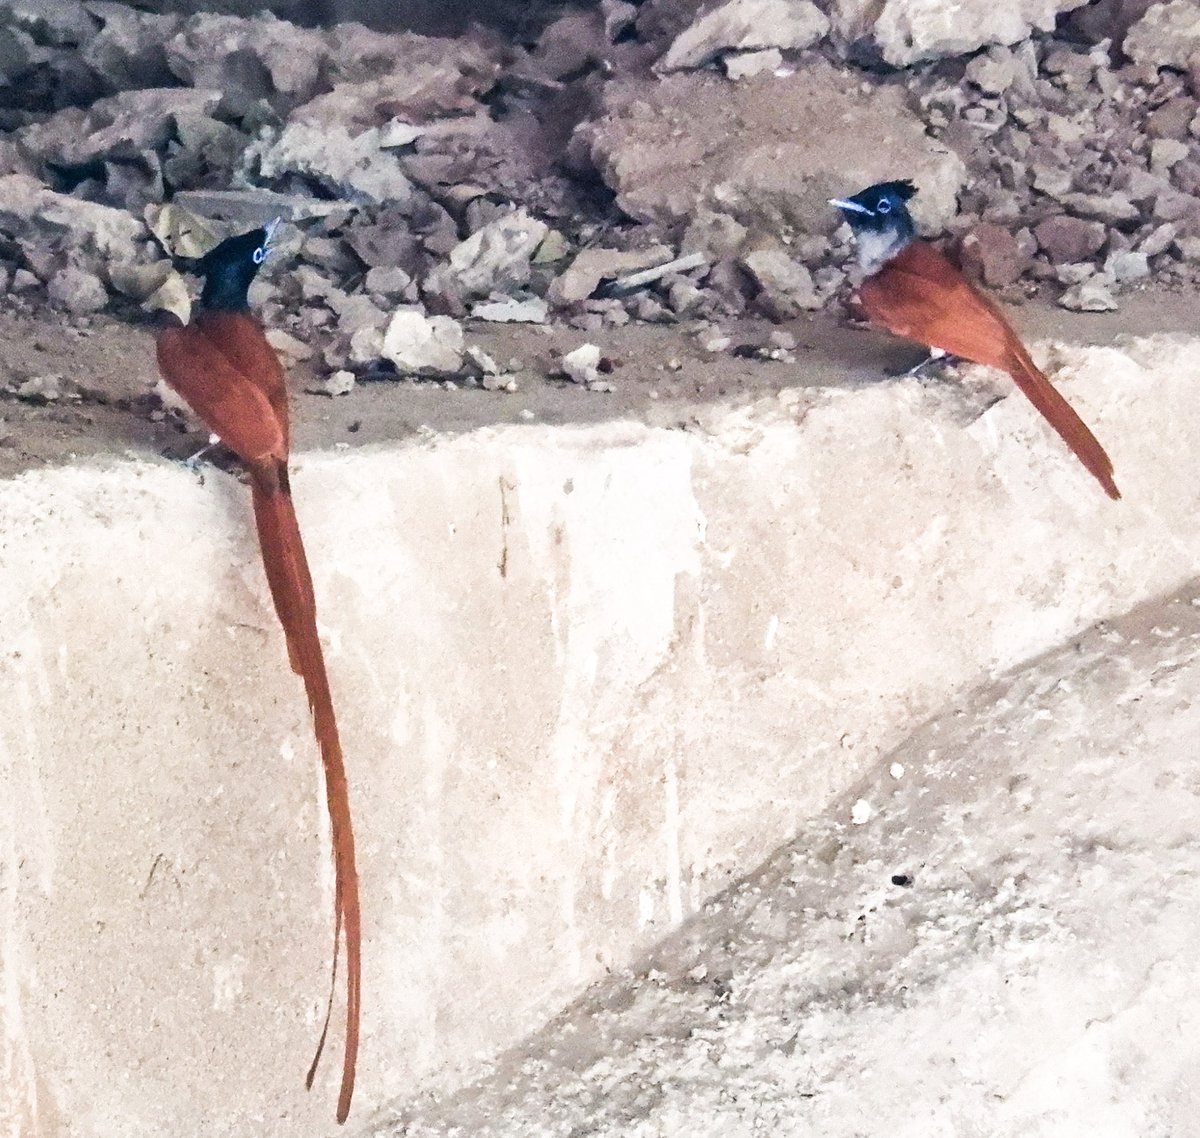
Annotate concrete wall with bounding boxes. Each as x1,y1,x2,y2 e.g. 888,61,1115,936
2,334,1199,1136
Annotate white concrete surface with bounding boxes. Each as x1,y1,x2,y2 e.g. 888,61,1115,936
1,333,1198,1136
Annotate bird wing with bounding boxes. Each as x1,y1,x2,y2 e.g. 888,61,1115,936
194,312,291,452
156,323,285,463
858,241,1015,369
858,241,1119,500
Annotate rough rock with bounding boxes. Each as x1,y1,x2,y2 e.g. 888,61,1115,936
959,222,1034,287
18,88,222,168
741,246,822,317
0,174,146,258
724,48,782,79
561,343,602,385
81,3,181,91
1105,249,1149,282
1033,215,1107,264
380,308,464,375
165,13,327,113
107,260,173,301
580,65,966,238
826,0,1091,67
471,297,550,323
1058,275,1118,311
47,265,107,313
659,0,828,72
1123,0,1200,71
549,245,674,305
249,122,414,207
432,211,549,300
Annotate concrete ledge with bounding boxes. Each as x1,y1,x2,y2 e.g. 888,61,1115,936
2,334,1198,1135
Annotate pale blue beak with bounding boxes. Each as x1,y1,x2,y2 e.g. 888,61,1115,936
829,197,871,215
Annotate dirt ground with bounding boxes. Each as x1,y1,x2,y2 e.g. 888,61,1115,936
1,284,1197,481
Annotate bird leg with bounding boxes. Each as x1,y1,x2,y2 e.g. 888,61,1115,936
182,433,221,482
887,347,957,380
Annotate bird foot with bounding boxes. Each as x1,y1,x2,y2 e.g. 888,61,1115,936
888,348,958,381
179,433,221,484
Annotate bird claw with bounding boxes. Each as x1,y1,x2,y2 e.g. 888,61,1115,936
887,348,957,381
178,433,221,484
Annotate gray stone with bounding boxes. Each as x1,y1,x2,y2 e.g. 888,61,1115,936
47,265,108,313
659,0,828,72
741,247,821,317
0,174,145,259
108,260,173,300
682,211,749,259
18,87,221,167
1105,250,1150,282
1124,0,1200,71
964,46,1025,94
1151,138,1189,174
613,252,709,292
249,122,415,207
549,246,673,305
823,0,1090,67
381,308,464,375
561,343,602,386
1138,223,1178,257
1058,192,1140,224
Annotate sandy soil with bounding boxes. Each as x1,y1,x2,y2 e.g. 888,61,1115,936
1,285,1198,481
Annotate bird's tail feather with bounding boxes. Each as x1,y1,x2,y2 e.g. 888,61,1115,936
250,466,361,1125
1004,344,1120,500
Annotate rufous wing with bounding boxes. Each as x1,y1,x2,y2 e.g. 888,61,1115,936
156,323,285,464
858,241,1119,499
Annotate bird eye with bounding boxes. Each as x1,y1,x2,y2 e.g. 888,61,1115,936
252,246,266,264
877,199,892,214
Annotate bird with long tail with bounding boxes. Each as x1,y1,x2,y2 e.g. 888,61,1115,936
830,180,1120,500
155,220,361,1123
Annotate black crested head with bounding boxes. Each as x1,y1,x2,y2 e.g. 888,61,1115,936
829,180,918,271
196,219,279,312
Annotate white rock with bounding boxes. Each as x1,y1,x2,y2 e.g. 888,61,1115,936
1058,276,1118,313
724,48,783,79
441,210,549,299
381,308,464,375
250,122,414,206
826,0,1090,67
1124,0,1200,70
660,0,828,72
471,297,550,323
562,343,601,385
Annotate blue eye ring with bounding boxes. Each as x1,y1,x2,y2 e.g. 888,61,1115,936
877,199,892,214
252,246,266,264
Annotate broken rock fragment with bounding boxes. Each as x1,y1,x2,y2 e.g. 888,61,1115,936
381,308,464,375
659,0,828,72
825,0,1091,67
430,210,549,300
581,64,965,238
549,245,674,305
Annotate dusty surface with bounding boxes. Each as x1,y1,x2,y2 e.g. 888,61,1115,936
2,284,1198,479
4,325,1200,1136
381,579,1200,1138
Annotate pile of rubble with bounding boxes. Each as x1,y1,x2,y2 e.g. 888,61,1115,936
0,0,1198,388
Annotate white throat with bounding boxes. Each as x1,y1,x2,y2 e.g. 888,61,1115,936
855,229,911,275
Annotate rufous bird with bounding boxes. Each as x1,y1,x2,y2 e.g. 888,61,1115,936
830,180,1120,500
155,221,361,1123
